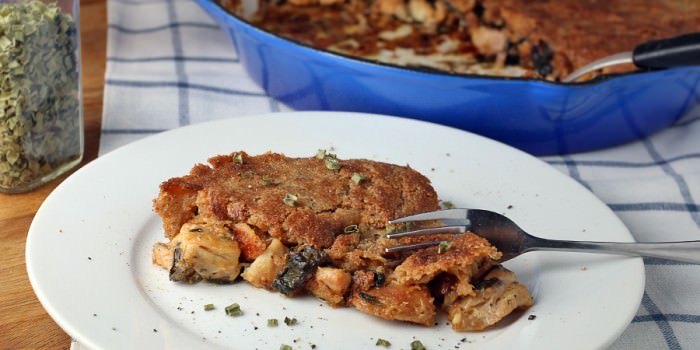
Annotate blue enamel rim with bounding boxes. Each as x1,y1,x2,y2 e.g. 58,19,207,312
195,0,700,155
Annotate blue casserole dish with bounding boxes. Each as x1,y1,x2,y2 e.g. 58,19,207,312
195,0,700,155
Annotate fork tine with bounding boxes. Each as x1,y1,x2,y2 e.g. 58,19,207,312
385,225,467,239
389,208,469,224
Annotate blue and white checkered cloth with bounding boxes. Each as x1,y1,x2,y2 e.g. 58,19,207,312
84,0,700,348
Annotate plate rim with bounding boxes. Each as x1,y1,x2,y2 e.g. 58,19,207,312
26,111,645,349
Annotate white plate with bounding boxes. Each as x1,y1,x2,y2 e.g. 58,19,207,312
27,112,644,350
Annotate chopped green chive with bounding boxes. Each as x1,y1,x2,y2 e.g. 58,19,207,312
398,222,415,231
410,340,426,350
324,154,340,170
262,176,275,186
376,338,391,347
315,149,327,159
233,153,244,164
267,318,279,327
344,224,360,234
351,172,366,184
284,316,298,326
283,193,298,207
385,225,397,234
280,345,292,350
203,304,215,311
224,303,242,316
437,241,453,254
441,200,454,209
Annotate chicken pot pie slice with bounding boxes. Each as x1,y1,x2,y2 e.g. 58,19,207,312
152,151,532,330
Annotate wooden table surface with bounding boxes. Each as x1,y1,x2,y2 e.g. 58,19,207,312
0,0,106,348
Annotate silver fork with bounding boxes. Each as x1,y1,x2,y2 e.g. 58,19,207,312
385,208,700,264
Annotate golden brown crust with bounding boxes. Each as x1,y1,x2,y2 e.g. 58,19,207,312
391,232,501,308
445,266,533,331
154,152,440,248
231,223,267,261
153,180,201,236
350,282,436,326
392,233,501,286
152,151,532,331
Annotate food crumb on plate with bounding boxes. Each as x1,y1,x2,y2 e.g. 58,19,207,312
376,338,391,347
411,340,426,350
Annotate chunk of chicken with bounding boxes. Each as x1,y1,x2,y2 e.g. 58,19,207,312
446,266,533,331
391,232,501,299
470,26,507,57
241,238,288,289
408,0,448,27
152,222,242,283
306,267,352,306
372,0,410,21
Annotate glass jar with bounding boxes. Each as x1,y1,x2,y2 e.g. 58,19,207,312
0,0,83,193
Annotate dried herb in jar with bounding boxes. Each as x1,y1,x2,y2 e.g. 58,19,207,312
0,0,82,192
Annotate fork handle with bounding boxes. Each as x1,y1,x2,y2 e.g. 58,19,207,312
633,32,700,69
527,237,700,264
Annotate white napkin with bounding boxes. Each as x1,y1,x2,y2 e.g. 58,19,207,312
100,0,292,155
79,0,700,348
